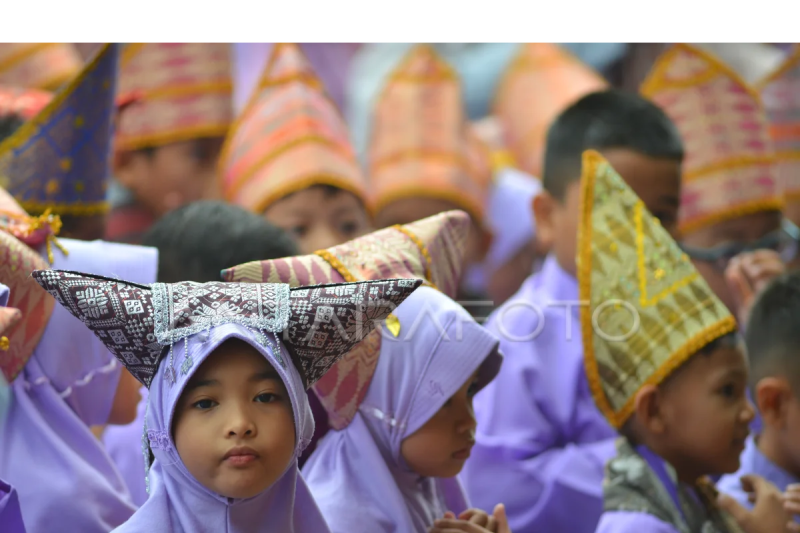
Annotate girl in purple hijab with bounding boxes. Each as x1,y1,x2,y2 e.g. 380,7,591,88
302,287,509,533
0,239,158,533
31,268,421,533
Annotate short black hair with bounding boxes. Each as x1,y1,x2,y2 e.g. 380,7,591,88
143,201,299,284
744,271,800,392
542,89,684,201
0,113,25,144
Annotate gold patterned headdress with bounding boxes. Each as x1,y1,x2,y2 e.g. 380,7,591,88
578,150,737,429
641,44,783,234
758,45,800,204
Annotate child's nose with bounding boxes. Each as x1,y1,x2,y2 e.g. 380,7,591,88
226,410,258,438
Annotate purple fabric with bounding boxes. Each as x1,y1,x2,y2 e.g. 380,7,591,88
103,387,150,506
718,435,800,522
460,254,617,533
464,168,542,293
233,43,359,114
0,239,158,532
0,479,26,533
114,323,329,533
595,511,680,533
302,287,503,533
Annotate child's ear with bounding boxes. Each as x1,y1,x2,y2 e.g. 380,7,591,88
634,384,666,435
755,378,791,429
532,191,556,253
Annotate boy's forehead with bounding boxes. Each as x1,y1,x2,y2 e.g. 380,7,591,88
684,210,783,244
188,340,278,382
667,343,748,389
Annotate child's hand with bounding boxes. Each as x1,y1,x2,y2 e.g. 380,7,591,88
718,475,792,533
783,483,800,531
725,250,785,328
429,504,511,533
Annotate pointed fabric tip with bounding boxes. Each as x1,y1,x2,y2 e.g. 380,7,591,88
0,44,120,218
577,149,736,429
30,269,422,390
219,42,367,216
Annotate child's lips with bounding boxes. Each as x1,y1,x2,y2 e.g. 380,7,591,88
223,446,260,467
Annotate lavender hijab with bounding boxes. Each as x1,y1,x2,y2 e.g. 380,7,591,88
302,287,503,533
114,323,329,533
0,283,25,533
0,239,158,532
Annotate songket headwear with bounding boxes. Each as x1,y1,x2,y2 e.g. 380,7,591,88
578,150,737,428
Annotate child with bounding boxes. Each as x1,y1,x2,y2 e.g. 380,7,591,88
0,284,24,533
31,268,421,532
109,43,234,244
641,44,788,325
0,44,118,241
0,192,158,531
0,43,82,91
302,286,507,533
223,209,472,458
717,271,800,519
758,46,800,270
575,151,788,533
102,200,300,506
461,88,685,533
219,43,371,255
493,43,608,179
368,46,493,291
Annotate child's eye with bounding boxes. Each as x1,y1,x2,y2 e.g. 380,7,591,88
338,221,360,236
719,383,737,398
255,393,279,404
290,225,308,238
192,399,217,410
467,380,480,398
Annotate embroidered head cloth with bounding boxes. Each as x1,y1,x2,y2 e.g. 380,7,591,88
578,150,737,429
220,43,367,214
0,86,52,121
494,43,608,178
0,44,119,217
32,270,421,389
640,43,783,234
302,287,503,533
758,45,800,204
222,209,470,428
369,45,493,226
0,43,82,91
115,43,233,151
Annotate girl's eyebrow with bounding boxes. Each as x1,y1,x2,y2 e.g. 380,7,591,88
250,369,281,383
184,378,219,393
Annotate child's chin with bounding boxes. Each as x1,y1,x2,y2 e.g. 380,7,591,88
216,484,270,500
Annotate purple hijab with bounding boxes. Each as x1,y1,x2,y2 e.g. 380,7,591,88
115,323,329,533
103,387,150,506
0,283,25,533
0,239,158,533
302,287,503,533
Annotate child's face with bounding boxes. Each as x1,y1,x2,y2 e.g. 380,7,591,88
172,340,296,499
535,148,682,277
115,137,225,218
753,376,800,478
400,371,479,478
59,214,107,242
655,344,755,482
376,197,489,268
264,186,371,255
680,210,784,313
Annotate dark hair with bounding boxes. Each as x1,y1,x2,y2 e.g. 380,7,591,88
542,89,684,201
143,201,299,283
744,271,800,391
0,113,26,144
280,183,348,201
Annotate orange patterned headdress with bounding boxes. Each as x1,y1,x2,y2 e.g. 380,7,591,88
222,210,470,429
641,44,783,234
758,45,800,203
0,86,52,121
369,45,492,226
115,43,234,151
220,43,367,214
0,44,82,91
494,43,608,178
